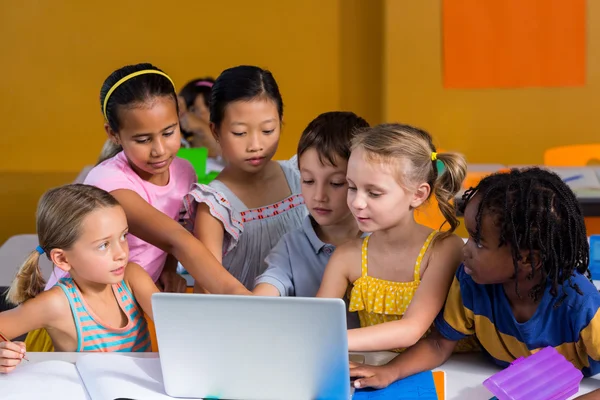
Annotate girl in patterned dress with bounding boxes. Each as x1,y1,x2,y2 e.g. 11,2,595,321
184,65,307,291
317,123,470,353
0,184,159,373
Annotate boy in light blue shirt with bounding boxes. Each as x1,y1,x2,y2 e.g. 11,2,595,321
253,111,369,328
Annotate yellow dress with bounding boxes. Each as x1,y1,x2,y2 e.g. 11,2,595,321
348,231,480,354
349,231,437,351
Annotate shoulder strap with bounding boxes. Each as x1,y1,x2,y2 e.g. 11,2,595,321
413,230,438,281
114,280,138,313
361,235,370,277
55,278,84,351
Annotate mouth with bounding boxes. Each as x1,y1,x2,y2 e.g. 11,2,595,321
149,158,170,169
111,266,126,275
246,156,266,166
355,216,370,223
463,263,474,275
313,207,332,215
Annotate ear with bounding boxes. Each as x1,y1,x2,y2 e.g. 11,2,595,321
517,250,542,277
410,182,431,209
50,249,72,273
210,122,219,142
177,95,187,116
104,123,120,145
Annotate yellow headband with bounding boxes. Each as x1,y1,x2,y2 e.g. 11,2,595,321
102,70,175,120
431,152,438,161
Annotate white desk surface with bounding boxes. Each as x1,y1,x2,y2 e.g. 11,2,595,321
20,351,600,400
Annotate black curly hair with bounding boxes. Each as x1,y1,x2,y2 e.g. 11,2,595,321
460,167,590,305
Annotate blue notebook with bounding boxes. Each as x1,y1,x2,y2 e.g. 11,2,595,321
353,371,438,400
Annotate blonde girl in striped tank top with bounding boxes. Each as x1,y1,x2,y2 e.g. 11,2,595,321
0,184,159,373
317,123,468,353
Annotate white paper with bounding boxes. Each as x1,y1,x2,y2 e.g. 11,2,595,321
0,360,90,400
76,354,176,400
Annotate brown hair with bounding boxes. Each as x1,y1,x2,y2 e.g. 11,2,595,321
6,184,120,305
351,123,467,238
297,111,369,167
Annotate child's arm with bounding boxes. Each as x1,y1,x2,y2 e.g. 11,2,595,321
576,389,600,400
194,203,225,264
252,283,280,296
348,234,463,351
316,245,354,298
192,203,226,293
253,236,293,296
125,262,160,320
577,296,600,377
157,254,187,293
350,330,457,389
0,289,69,373
110,189,249,295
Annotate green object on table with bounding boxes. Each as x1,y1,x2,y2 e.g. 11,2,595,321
202,170,219,184
177,147,219,184
177,147,208,177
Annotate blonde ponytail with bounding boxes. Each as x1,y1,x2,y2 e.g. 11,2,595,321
97,139,122,165
434,152,467,238
5,250,47,305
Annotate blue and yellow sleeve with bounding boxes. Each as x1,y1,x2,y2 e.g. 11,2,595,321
434,265,476,341
577,296,600,377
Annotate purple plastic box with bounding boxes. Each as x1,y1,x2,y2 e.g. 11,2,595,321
483,346,583,400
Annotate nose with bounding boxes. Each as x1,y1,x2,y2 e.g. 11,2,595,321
349,192,366,211
247,132,263,153
462,240,471,259
151,137,166,157
313,183,328,203
114,240,128,262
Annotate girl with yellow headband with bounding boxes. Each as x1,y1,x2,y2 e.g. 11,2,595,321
317,123,470,353
44,63,249,297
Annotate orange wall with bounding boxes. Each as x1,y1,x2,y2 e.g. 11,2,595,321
340,1,384,126
0,1,345,172
383,1,600,165
3,1,597,172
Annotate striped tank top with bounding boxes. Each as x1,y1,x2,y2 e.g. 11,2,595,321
56,278,151,352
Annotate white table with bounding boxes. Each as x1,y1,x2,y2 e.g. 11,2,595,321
20,352,600,399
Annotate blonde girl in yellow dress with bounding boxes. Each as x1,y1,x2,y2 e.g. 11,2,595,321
317,123,470,353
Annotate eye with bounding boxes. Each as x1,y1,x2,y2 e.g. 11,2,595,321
98,242,109,251
368,192,382,198
163,131,175,137
135,138,150,144
263,129,275,135
348,186,357,192
302,180,314,185
331,182,345,188
232,131,245,136
120,232,128,241
468,235,483,249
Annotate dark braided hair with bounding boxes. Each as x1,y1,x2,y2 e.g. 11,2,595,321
459,167,589,306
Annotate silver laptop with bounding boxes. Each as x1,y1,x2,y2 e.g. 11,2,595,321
152,293,352,400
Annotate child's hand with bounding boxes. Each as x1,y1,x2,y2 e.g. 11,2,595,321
158,270,187,293
349,363,397,389
575,388,600,399
0,341,26,373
